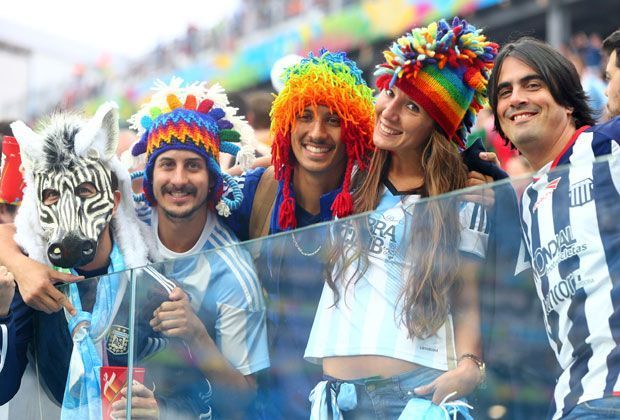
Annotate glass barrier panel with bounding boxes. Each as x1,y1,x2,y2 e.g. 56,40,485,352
2,154,618,419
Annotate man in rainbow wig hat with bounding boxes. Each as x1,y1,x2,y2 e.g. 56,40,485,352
129,78,270,417
226,48,375,238
0,135,25,224
222,49,375,418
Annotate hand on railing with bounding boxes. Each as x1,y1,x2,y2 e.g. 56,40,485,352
0,266,15,317
110,382,160,420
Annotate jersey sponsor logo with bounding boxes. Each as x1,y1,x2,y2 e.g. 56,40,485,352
107,325,129,355
368,215,399,260
532,226,587,277
533,177,562,212
542,271,592,314
569,178,594,207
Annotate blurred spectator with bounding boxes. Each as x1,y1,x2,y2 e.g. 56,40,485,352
245,90,274,153
0,134,25,224
0,121,12,157
603,28,620,118
470,108,518,167
224,91,274,175
567,49,607,120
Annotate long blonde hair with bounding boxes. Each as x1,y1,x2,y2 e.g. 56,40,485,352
326,129,468,338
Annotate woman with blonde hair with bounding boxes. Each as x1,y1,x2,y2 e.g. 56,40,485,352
304,17,498,418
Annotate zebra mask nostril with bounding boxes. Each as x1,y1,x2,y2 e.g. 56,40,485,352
49,246,62,260
82,242,94,256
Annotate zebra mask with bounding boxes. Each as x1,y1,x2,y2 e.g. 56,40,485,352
10,102,154,269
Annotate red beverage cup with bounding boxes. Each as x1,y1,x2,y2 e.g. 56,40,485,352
100,366,145,420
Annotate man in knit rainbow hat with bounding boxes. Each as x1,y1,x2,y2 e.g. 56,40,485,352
129,78,269,417
223,49,375,418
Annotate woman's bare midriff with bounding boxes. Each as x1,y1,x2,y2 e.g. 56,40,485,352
323,355,422,380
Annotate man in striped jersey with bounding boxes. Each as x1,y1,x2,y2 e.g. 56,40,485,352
489,37,620,418
128,80,269,418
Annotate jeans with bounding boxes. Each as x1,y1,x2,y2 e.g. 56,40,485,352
563,396,620,419
323,366,452,420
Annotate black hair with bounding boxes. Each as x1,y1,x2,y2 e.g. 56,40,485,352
603,29,620,67
488,37,596,144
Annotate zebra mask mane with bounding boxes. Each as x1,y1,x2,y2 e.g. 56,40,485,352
10,102,158,270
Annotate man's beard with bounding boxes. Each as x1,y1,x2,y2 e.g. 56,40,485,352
159,185,210,220
161,199,208,220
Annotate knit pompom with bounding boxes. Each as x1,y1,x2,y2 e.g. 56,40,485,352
331,190,353,219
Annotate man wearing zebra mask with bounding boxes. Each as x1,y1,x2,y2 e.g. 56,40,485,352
0,102,212,419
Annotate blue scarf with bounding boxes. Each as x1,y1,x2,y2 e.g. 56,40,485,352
60,244,126,420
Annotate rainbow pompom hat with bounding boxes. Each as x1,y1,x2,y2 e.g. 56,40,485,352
375,17,499,150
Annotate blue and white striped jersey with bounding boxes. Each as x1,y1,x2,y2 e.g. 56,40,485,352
518,118,620,419
149,210,270,376
304,186,488,371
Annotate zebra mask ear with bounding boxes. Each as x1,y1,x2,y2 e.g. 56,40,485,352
75,101,120,160
10,120,44,172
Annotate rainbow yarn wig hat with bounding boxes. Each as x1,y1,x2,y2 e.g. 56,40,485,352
270,48,375,230
375,17,498,150
129,77,255,216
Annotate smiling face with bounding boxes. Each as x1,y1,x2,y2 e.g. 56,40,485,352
374,86,435,155
605,50,620,118
152,149,211,221
290,105,347,179
496,57,575,152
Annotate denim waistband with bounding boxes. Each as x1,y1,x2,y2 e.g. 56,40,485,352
323,365,444,391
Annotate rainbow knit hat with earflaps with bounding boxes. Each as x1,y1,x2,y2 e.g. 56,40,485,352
129,78,255,217
270,49,375,230
375,17,499,150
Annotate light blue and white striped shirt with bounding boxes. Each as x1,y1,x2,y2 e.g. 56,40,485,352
305,187,488,371
148,209,270,375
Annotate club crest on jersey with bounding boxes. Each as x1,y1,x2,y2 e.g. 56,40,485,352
107,325,129,355
569,178,593,207
533,177,562,213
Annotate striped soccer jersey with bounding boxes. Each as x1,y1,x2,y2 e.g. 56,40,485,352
150,210,270,376
519,118,620,419
304,186,488,370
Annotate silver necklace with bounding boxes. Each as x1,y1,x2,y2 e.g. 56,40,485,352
291,232,322,256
